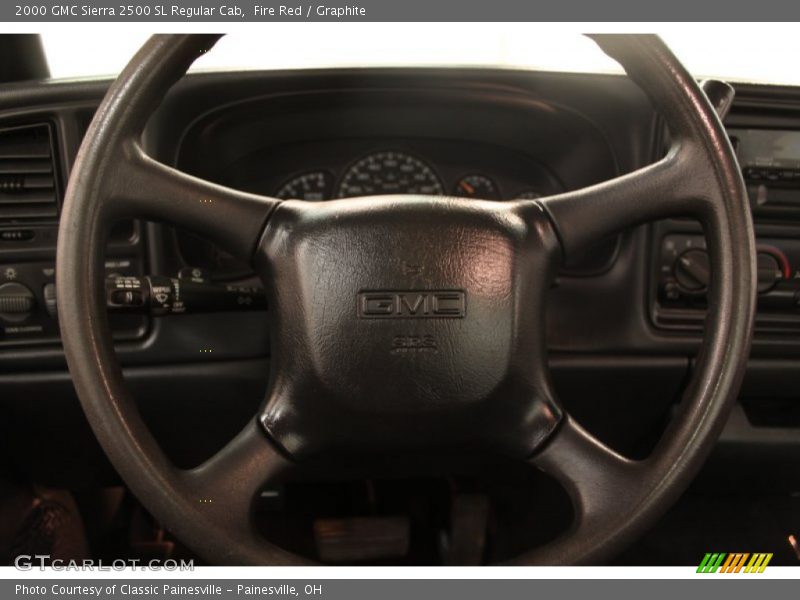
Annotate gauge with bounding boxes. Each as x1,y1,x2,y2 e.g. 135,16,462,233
337,151,444,198
275,171,333,201
514,190,542,199
453,174,499,200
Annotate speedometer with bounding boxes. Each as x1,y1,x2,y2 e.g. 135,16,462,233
337,151,444,198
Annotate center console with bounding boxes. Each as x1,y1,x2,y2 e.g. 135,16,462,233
653,127,800,335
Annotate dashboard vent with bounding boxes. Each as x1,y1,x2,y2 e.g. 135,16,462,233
0,123,59,223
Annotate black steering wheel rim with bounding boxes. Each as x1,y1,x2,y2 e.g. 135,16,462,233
56,33,756,565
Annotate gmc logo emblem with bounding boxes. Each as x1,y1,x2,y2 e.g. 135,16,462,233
358,290,466,319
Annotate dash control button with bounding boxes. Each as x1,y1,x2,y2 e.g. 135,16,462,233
0,229,34,242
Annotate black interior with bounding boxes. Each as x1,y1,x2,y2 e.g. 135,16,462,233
1,37,799,566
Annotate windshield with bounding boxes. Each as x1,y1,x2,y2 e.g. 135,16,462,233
39,25,800,85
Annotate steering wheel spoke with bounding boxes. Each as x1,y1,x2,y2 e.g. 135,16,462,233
110,142,280,260
537,145,711,261
531,417,640,528
506,416,646,565
182,420,289,523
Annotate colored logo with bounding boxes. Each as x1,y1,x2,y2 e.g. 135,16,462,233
697,553,773,573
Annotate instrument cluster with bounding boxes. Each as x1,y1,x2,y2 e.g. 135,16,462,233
178,140,583,280
273,150,549,202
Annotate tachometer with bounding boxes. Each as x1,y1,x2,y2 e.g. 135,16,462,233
275,171,333,201
454,174,500,200
337,151,443,198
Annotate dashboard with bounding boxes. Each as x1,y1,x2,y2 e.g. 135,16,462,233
167,79,627,280
182,140,565,276
1,67,800,493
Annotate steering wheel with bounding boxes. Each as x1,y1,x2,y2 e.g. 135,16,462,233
57,34,756,565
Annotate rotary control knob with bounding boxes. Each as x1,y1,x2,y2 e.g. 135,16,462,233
674,249,710,292
674,248,785,295
756,251,783,294
0,281,35,322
